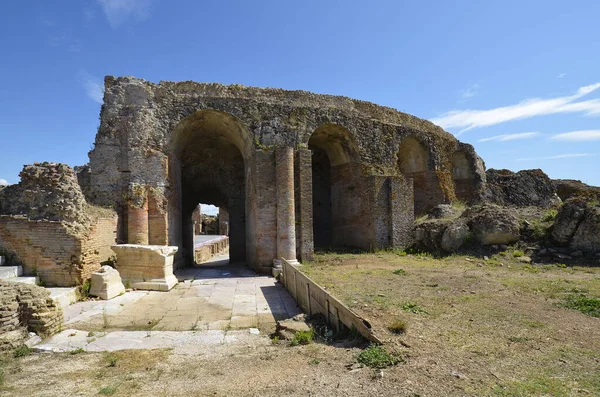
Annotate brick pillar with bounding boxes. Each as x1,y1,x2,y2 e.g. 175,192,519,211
128,200,149,245
295,149,314,262
148,189,168,245
274,147,298,272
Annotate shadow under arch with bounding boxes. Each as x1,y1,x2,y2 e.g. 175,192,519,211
308,123,363,250
168,110,252,268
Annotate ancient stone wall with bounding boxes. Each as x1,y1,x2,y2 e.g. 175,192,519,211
0,163,118,286
0,282,63,351
85,76,483,269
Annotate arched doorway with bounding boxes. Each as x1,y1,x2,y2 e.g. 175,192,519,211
308,124,360,249
397,136,444,215
169,110,251,267
452,151,476,202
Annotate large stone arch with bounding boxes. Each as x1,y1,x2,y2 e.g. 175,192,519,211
168,110,252,267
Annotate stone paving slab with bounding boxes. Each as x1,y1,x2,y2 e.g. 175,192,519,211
34,328,268,353
64,263,302,333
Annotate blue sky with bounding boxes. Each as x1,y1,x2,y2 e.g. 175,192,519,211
1,1,599,205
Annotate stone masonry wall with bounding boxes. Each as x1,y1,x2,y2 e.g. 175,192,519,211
0,281,63,351
0,215,117,286
0,163,118,286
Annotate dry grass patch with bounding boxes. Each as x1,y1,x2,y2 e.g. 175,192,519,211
303,251,600,396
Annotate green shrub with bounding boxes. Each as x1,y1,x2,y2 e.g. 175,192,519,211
357,344,403,369
69,348,85,355
542,209,558,222
392,268,407,276
80,279,91,299
512,250,525,258
290,329,314,346
104,352,118,367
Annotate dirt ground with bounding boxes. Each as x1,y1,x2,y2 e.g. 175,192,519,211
1,251,599,396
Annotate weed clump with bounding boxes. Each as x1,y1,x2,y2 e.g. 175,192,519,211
388,318,407,334
561,294,600,317
401,302,428,314
392,268,407,276
290,329,314,346
357,344,403,369
13,345,31,358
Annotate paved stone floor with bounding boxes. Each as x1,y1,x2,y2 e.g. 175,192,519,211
64,256,300,333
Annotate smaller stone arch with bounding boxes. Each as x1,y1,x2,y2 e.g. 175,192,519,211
452,151,476,202
307,124,364,249
397,136,445,215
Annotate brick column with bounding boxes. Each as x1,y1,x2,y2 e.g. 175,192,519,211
274,147,299,273
128,203,148,244
295,149,314,262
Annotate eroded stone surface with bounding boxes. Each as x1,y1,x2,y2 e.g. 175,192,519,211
89,265,125,300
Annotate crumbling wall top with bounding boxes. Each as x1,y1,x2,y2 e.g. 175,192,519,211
0,162,90,226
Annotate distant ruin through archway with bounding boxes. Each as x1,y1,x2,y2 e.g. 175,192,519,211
169,110,250,267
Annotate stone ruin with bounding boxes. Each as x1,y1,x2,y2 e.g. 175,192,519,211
0,76,598,289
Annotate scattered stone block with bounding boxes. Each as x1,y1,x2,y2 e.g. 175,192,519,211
111,245,178,291
516,256,532,263
89,266,125,300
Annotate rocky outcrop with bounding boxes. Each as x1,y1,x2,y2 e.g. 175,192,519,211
551,199,587,245
552,198,600,252
553,179,600,202
464,204,521,245
483,169,560,208
441,223,470,252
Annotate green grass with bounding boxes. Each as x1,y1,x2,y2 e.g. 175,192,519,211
357,344,403,369
103,352,118,367
80,279,91,299
542,208,559,222
401,302,428,314
290,329,314,346
560,294,600,317
512,250,525,258
98,385,119,395
392,268,407,276
69,348,86,355
13,345,32,358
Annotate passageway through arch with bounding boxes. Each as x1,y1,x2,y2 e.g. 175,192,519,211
169,110,250,267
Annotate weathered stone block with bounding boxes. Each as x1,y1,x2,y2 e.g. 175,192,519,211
111,244,178,291
89,265,125,300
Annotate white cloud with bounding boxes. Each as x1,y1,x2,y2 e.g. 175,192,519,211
431,83,600,134
79,71,104,104
516,153,596,161
97,0,153,28
557,73,567,79
478,131,540,143
551,130,600,141
460,83,480,100
0,179,8,186
201,205,219,216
